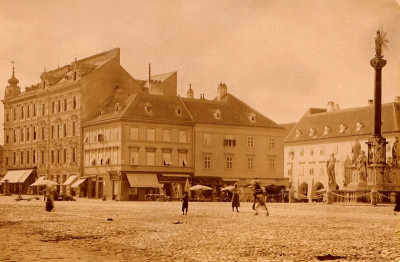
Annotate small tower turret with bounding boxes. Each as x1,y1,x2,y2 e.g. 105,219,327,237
187,84,194,99
4,60,21,99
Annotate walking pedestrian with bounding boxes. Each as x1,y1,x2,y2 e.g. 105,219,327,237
45,190,54,212
394,191,400,215
181,191,189,215
252,179,263,210
231,183,240,212
255,192,269,216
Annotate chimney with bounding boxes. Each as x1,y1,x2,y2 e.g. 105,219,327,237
187,84,194,99
327,101,334,112
395,96,400,103
218,83,227,101
334,104,340,111
368,99,373,106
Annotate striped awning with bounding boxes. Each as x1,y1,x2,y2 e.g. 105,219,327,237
126,174,161,188
0,169,34,184
63,175,78,186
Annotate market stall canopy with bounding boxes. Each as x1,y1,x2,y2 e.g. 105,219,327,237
63,175,78,186
126,174,161,188
221,185,235,192
0,169,34,184
30,176,46,186
71,178,87,188
189,185,212,191
30,179,59,187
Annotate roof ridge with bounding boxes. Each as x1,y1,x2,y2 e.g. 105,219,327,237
178,95,194,121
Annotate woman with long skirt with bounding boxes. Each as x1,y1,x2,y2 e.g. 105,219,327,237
231,183,240,212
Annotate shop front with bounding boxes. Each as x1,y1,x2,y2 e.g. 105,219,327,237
0,169,37,195
158,174,191,200
125,173,161,201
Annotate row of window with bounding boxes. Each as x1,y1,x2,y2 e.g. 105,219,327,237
4,148,76,166
129,128,188,143
5,97,78,122
5,122,77,144
207,135,275,148
203,155,276,171
84,148,119,166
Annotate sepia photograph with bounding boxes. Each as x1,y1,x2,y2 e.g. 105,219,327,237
0,0,399,261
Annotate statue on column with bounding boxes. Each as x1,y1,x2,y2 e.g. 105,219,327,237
393,137,399,166
351,138,361,165
374,29,389,58
356,151,368,182
326,153,336,188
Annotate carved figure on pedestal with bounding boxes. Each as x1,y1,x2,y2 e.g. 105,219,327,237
374,29,389,58
392,137,399,166
356,151,368,182
326,153,336,188
351,138,361,165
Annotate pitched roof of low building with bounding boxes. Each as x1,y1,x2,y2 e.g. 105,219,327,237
181,94,282,128
285,102,400,143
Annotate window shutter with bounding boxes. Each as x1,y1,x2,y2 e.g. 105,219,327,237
233,140,236,147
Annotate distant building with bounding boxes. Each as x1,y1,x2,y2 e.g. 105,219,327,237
284,99,400,202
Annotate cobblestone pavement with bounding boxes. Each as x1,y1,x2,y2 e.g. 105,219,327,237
0,196,399,262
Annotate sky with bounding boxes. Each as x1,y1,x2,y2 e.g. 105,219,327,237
0,0,400,144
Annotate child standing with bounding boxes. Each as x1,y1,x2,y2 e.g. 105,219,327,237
182,191,189,215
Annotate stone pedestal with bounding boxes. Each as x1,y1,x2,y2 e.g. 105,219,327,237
326,189,332,204
289,189,295,203
371,187,378,206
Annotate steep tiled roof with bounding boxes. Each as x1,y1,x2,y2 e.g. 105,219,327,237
285,102,400,143
181,94,282,128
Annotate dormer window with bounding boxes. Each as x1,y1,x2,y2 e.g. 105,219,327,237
214,109,221,120
295,129,302,138
175,107,183,116
144,103,153,114
339,123,347,133
248,113,256,122
356,122,364,131
309,128,316,136
115,103,120,113
99,109,103,116
323,126,331,136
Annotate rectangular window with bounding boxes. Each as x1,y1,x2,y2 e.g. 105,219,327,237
163,151,172,166
226,156,233,169
224,139,236,147
269,158,275,171
33,103,37,117
269,138,275,149
51,126,54,139
146,151,155,166
105,129,111,141
63,149,67,164
13,108,17,120
6,113,9,122
112,148,118,165
6,135,9,144
300,148,304,157
179,130,187,143
147,128,155,141
21,106,24,119
113,127,119,140
162,129,171,142
27,151,30,164
178,152,188,167
204,156,211,169
42,104,45,116
247,157,254,170
26,127,30,141
247,136,254,147
130,149,139,165
6,157,8,166
130,127,139,140
72,148,76,163
58,100,61,112
51,150,54,164
13,152,16,165
57,149,60,164
58,125,61,138
42,127,45,140
33,126,37,140
73,97,77,109
41,151,44,165
64,99,67,111
72,122,76,136
310,167,314,175
33,150,36,164
203,134,211,145
310,149,314,156
52,102,55,113
13,130,17,143
63,124,67,137
20,129,24,142
27,105,30,118
20,151,24,165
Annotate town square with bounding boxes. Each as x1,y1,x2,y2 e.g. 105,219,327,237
1,0,400,261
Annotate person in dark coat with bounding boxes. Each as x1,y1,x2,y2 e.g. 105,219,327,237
231,183,240,212
252,180,263,210
394,192,400,215
182,191,189,215
255,192,269,216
